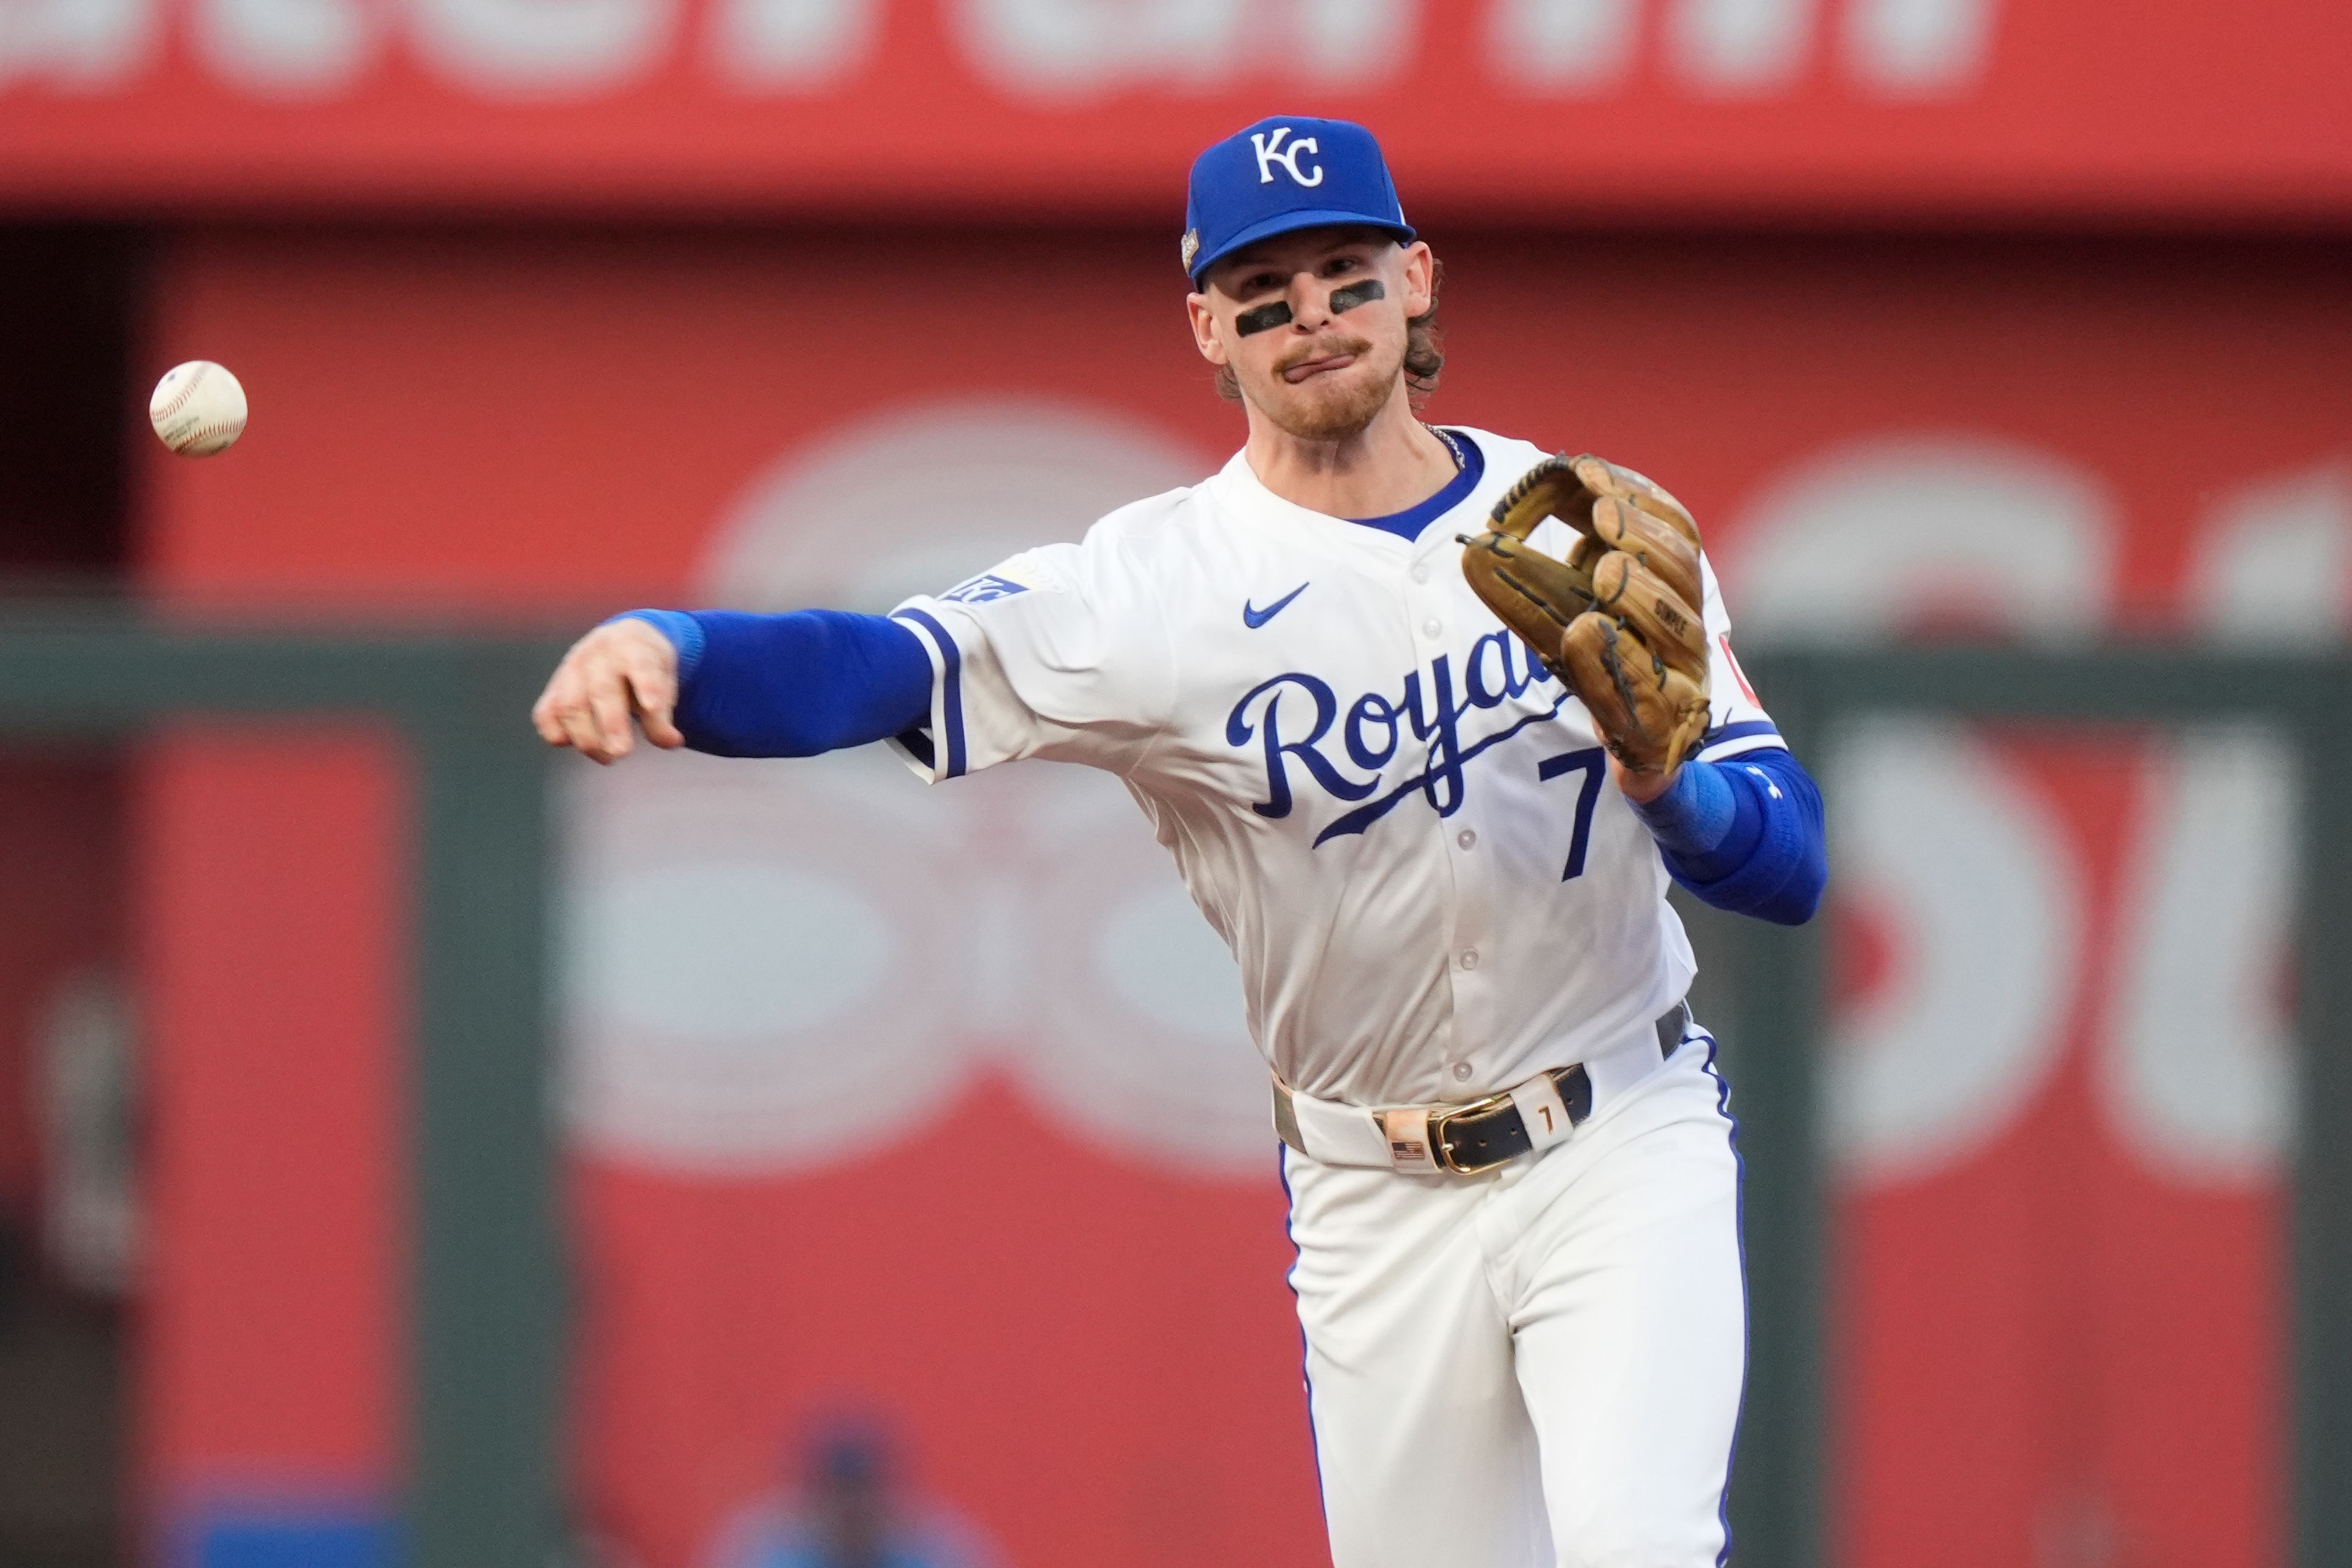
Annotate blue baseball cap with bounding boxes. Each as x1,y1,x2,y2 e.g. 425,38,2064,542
1182,116,1414,290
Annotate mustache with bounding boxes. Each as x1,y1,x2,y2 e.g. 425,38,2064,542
1274,331,1374,378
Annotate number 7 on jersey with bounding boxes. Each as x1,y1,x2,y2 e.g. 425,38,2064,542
1539,745,1608,881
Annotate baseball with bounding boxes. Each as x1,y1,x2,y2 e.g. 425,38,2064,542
149,361,247,457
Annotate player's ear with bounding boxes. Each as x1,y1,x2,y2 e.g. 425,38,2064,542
1186,291,1230,368
1398,241,1436,318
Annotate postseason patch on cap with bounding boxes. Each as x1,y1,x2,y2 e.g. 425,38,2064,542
1181,228,1200,272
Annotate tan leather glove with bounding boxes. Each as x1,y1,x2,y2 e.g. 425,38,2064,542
1461,453,1711,777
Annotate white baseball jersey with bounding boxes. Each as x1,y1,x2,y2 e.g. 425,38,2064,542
888,426,1780,1109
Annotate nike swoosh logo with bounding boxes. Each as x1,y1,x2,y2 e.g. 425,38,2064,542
1243,582,1310,628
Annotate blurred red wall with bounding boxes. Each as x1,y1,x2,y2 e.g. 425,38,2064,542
2,0,2346,217
132,225,2350,1567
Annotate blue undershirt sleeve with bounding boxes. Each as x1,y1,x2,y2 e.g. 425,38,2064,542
611,608,934,759
1628,749,1826,925
1628,755,1753,868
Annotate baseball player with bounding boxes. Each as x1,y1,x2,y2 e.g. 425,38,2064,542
534,116,1825,1568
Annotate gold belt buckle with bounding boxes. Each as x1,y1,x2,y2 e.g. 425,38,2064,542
1428,1087,1520,1175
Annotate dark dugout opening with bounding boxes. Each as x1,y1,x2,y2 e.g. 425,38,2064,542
0,223,138,1568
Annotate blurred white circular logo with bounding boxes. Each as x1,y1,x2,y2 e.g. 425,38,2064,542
562,398,1276,1176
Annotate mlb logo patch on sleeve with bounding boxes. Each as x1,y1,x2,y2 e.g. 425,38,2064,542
941,573,1031,605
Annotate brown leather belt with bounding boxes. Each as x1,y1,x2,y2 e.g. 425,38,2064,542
1276,1003,1689,1175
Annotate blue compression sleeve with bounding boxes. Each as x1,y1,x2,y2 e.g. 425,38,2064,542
1630,750,1826,925
612,608,933,758
1629,755,1749,866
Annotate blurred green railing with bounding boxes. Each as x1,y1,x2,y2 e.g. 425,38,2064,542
0,611,2342,1568
0,608,571,1568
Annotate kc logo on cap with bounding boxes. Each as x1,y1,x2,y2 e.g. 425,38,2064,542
1182,115,1413,289
1251,127,1324,187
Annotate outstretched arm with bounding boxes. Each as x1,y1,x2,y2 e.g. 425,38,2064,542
1623,748,1825,925
531,609,933,764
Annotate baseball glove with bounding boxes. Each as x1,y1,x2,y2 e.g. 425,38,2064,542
1461,453,1711,776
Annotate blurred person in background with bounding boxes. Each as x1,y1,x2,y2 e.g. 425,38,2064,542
718,1422,997,1568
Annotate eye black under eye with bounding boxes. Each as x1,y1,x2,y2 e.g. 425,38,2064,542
1235,300,1294,336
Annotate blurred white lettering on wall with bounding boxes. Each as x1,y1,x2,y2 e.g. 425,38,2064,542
1843,0,1999,94
194,0,377,94
0,0,153,87
2096,461,2349,1183
1723,434,2115,1185
1816,724,2081,1183
707,0,873,86
1490,0,1639,90
1669,0,1812,93
951,0,1415,95
408,0,679,96
2104,731,2296,1184
0,0,2008,102
1498,0,2000,93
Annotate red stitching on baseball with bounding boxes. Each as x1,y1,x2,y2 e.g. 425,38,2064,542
153,366,211,422
173,418,241,450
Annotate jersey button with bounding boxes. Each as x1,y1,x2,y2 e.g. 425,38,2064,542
1457,829,1477,850
1422,618,1442,638
1459,949,1480,971
1452,1061,1474,1082
1412,566,1430,584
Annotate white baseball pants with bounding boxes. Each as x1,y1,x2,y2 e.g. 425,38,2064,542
1280,1033,1745,1568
